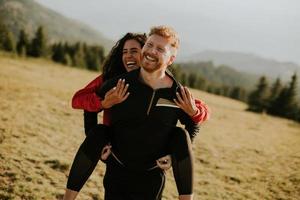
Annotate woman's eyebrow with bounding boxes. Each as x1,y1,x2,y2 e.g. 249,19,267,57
129,47,139,50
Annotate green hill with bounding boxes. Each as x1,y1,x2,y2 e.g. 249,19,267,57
183,50,300,82
179,61,259,90
0,0,113,52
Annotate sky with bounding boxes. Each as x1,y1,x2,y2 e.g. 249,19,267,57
36,0,300,64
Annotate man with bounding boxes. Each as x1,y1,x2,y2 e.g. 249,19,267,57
98,25,197,200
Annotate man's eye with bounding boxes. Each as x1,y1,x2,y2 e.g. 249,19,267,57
158,48,164,52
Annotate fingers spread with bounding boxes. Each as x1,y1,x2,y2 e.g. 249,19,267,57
176,92,184,104
180,87,188,102
184,87,193,102
115,79,123,94
120,83,129,97
121,92,130,101
106,87,116,97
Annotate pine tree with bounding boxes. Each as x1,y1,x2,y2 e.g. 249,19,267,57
221,85,230,97
247,76,269,112
17,29,29,56
30,26,48,57
230,86,247,101
51,42,65,63
206,84,216,94
187,73,197,88
0,21,8,50
214,87,222,95
169,63,182,80
195,75,207,91
72,42,86,68
269,73,298,119
95,45,105,65
180,72,188,86
64,42,75,58
3,31,16,53
85,47,100,71
267,78,282,113
269,78,282,101
295,107,300,122
62,53,72,66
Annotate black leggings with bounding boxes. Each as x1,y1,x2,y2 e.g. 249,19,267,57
66,125,193,196
103,155,165,200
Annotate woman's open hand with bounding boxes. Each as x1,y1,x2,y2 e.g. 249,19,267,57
174,86,198,117
101,79,130,109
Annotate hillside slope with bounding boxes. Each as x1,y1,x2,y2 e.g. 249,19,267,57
0,54,299,200
0,0,113,51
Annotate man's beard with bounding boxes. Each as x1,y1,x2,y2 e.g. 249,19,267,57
141,54,162,73
142,61,162,73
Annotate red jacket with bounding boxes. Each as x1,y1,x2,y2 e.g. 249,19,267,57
72,75,210,125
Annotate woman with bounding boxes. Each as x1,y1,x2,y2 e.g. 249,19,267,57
63,32,209,200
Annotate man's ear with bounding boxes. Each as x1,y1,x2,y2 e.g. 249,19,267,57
167,55,176,66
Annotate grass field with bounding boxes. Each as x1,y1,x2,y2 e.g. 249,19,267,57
0,53,299,200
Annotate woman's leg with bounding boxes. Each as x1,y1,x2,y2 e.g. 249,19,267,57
168,127,194,200
63,189,78,200
83,111,98,136
63,124,110,199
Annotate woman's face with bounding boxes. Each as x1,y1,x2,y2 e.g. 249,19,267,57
122,39,142,72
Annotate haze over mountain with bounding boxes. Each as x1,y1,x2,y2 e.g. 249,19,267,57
182,50,300,81
0,0,113,51
1,0,299,83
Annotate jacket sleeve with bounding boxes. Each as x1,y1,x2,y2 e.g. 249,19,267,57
178,111,199,142
71,75,104,112
191,99,210,124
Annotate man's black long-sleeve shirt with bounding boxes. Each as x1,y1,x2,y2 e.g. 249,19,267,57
98,69,198,170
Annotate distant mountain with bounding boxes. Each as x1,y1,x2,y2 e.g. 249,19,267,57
0,0,113,52
178,61,259,90
182,50,300,81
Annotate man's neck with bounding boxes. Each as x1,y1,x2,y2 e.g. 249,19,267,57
140,68,173,90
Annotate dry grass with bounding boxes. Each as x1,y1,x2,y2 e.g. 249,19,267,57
0,53,299,200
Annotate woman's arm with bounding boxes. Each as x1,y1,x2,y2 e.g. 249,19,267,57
191,99,210,124
72,75,104,112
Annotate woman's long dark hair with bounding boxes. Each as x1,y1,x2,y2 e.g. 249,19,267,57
102,33,147,81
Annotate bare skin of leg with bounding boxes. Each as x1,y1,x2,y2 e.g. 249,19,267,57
179,194,193,200
63,189,78,200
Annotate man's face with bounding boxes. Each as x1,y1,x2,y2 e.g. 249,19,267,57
122,39,142,72
141,34,175,73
